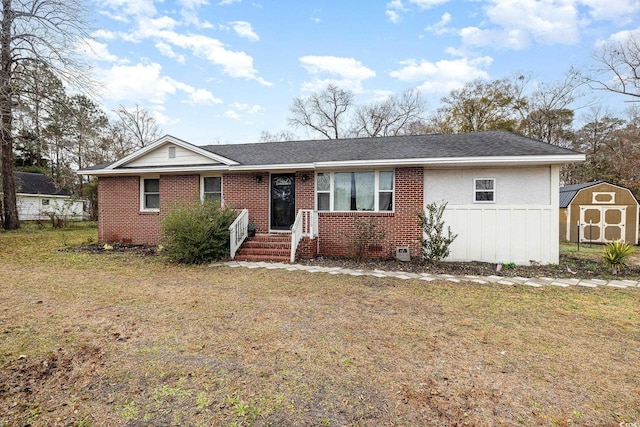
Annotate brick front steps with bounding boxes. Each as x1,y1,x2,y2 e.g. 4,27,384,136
234,233,291,262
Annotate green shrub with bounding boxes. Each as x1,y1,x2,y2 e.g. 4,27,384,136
162,202,238,264
417,201,457,263
602,240,634,275
343,218,386,262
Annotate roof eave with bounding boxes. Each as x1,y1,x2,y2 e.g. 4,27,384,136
79,154,585,175
78,164,230,176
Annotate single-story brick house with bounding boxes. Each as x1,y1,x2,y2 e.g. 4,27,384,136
78,131,584,264
559,181,639,244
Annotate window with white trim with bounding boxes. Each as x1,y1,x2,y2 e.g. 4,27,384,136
316,171,394,212
474,178,495,203
141,177,160,211
316,172,330,211
202,176,222,205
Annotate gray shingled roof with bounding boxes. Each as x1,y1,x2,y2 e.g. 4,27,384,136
14,171,68,196
200,130,580,166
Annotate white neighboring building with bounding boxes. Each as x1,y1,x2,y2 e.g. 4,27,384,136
11,172,84,221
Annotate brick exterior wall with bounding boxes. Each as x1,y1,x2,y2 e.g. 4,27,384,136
317,167,424,259
98,175,199,244
222,172,271,234
97,168,424,259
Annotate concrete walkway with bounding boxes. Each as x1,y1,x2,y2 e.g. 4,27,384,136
212,260,640,289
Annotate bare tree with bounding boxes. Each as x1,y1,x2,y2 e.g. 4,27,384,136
114,104,161,149
579,30,640,101
1,0,91,229
288,84,354,139
517,75,583,147
258,129,297,142
352,88,427,137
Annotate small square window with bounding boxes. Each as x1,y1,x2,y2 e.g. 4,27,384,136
474,178,495,203
42,199,50,206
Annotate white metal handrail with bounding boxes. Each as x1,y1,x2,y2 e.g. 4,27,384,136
290,209,318,263
229,209,249,259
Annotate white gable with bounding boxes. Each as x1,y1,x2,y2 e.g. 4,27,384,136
125,143,220,168
104,135,238,172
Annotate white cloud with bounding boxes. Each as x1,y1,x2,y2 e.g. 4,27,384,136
155,42,186,63
385,0,405,23
128,16,179,41
425,12,452,35
485,0,580,46
164,32,270,84
386,0,450,23
100,62,222,107
99,0,270,86
227,102,264,115
179,0,209,8
299,56,376,93
582,0,640,21
219,0,241,4
76,39,118,62
390,57,492,94
386,9,402,24
408,0,450,8
92,29,117,40
224,110,241,119
151,108,181,126
184,88,223,105
299,56,376,80
457,0,638,51
100,0,157,18
230,21,259,41
594,27,640,54
459,26,530,50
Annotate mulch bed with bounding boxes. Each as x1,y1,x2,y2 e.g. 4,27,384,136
301,254,640,280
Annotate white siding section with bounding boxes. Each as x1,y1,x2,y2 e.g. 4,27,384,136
423,165,558,265
126,144,220,167
424,166,551,205
442,205,554,265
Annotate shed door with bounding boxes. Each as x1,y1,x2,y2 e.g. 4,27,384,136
579,206,626,243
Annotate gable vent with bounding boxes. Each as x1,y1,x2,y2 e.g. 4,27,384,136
168,146,176,159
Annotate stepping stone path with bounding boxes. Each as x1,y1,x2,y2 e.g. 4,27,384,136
211,261,640,289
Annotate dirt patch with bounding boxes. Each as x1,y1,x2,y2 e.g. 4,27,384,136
0,345,104,425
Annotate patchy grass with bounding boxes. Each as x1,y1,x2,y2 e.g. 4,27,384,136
0,227,639,426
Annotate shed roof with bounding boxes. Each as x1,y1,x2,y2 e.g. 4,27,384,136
13,171,68,196
558,180,640,208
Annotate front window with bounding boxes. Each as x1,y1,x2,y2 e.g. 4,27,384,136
202,176,222,205
474,178,495,203
141,178,160,210
317,171,394,212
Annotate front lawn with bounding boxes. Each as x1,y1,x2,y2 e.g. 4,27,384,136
0,226,638,426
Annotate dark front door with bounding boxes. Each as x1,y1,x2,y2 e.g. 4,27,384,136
270,174,296,231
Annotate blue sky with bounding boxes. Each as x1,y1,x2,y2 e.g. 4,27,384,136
85,0,640,145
